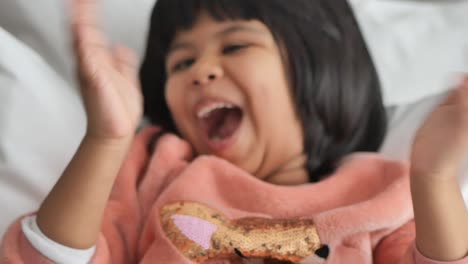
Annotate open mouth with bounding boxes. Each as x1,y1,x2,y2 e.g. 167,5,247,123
197,103,243,143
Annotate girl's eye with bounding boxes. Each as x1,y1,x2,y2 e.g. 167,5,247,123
223,44,249,54
172,58,195,73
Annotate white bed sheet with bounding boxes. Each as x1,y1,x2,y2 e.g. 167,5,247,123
351,0,468,105
0,27,85,238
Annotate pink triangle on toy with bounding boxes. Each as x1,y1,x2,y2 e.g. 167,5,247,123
171,214,218,250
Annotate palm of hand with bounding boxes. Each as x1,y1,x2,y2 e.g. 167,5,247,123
411,78,468,178
73,0,143,141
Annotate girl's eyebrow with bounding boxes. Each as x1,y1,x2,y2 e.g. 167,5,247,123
168,24,266,55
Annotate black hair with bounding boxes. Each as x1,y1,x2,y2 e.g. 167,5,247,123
140,0,387,182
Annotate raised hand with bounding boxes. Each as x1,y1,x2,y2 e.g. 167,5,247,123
35,0,145,249
411,76,468,179
410,76,468,261
72,0,143,141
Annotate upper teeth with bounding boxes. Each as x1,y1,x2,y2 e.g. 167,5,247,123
197,103,235,119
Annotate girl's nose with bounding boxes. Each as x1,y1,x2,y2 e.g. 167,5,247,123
191,60,223,86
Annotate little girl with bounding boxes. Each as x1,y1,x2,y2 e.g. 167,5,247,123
1,0,467,263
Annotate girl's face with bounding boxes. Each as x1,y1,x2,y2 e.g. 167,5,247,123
165,13,308,184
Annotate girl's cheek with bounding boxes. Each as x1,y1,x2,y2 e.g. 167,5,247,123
164,86,178,116
166,82,188,122
165,78,179,102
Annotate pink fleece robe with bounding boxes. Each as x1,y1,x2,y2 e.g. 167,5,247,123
1,127,467,264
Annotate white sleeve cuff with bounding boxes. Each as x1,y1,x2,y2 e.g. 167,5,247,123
21,215,96,264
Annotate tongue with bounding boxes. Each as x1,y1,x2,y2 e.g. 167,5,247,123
205,108,242,141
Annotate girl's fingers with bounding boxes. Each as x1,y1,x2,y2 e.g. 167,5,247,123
439,74,468,107
72,0,112,85
461,75,468,93
456,75,468,107
72,0,99,25
462,75,468,85
113,45,139,86
72,0,108,49
112,45,144,115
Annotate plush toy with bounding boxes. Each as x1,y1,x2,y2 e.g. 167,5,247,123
161,202,329,264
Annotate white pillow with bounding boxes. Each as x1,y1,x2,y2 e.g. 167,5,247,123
350,0,468,105
0,0,155,86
